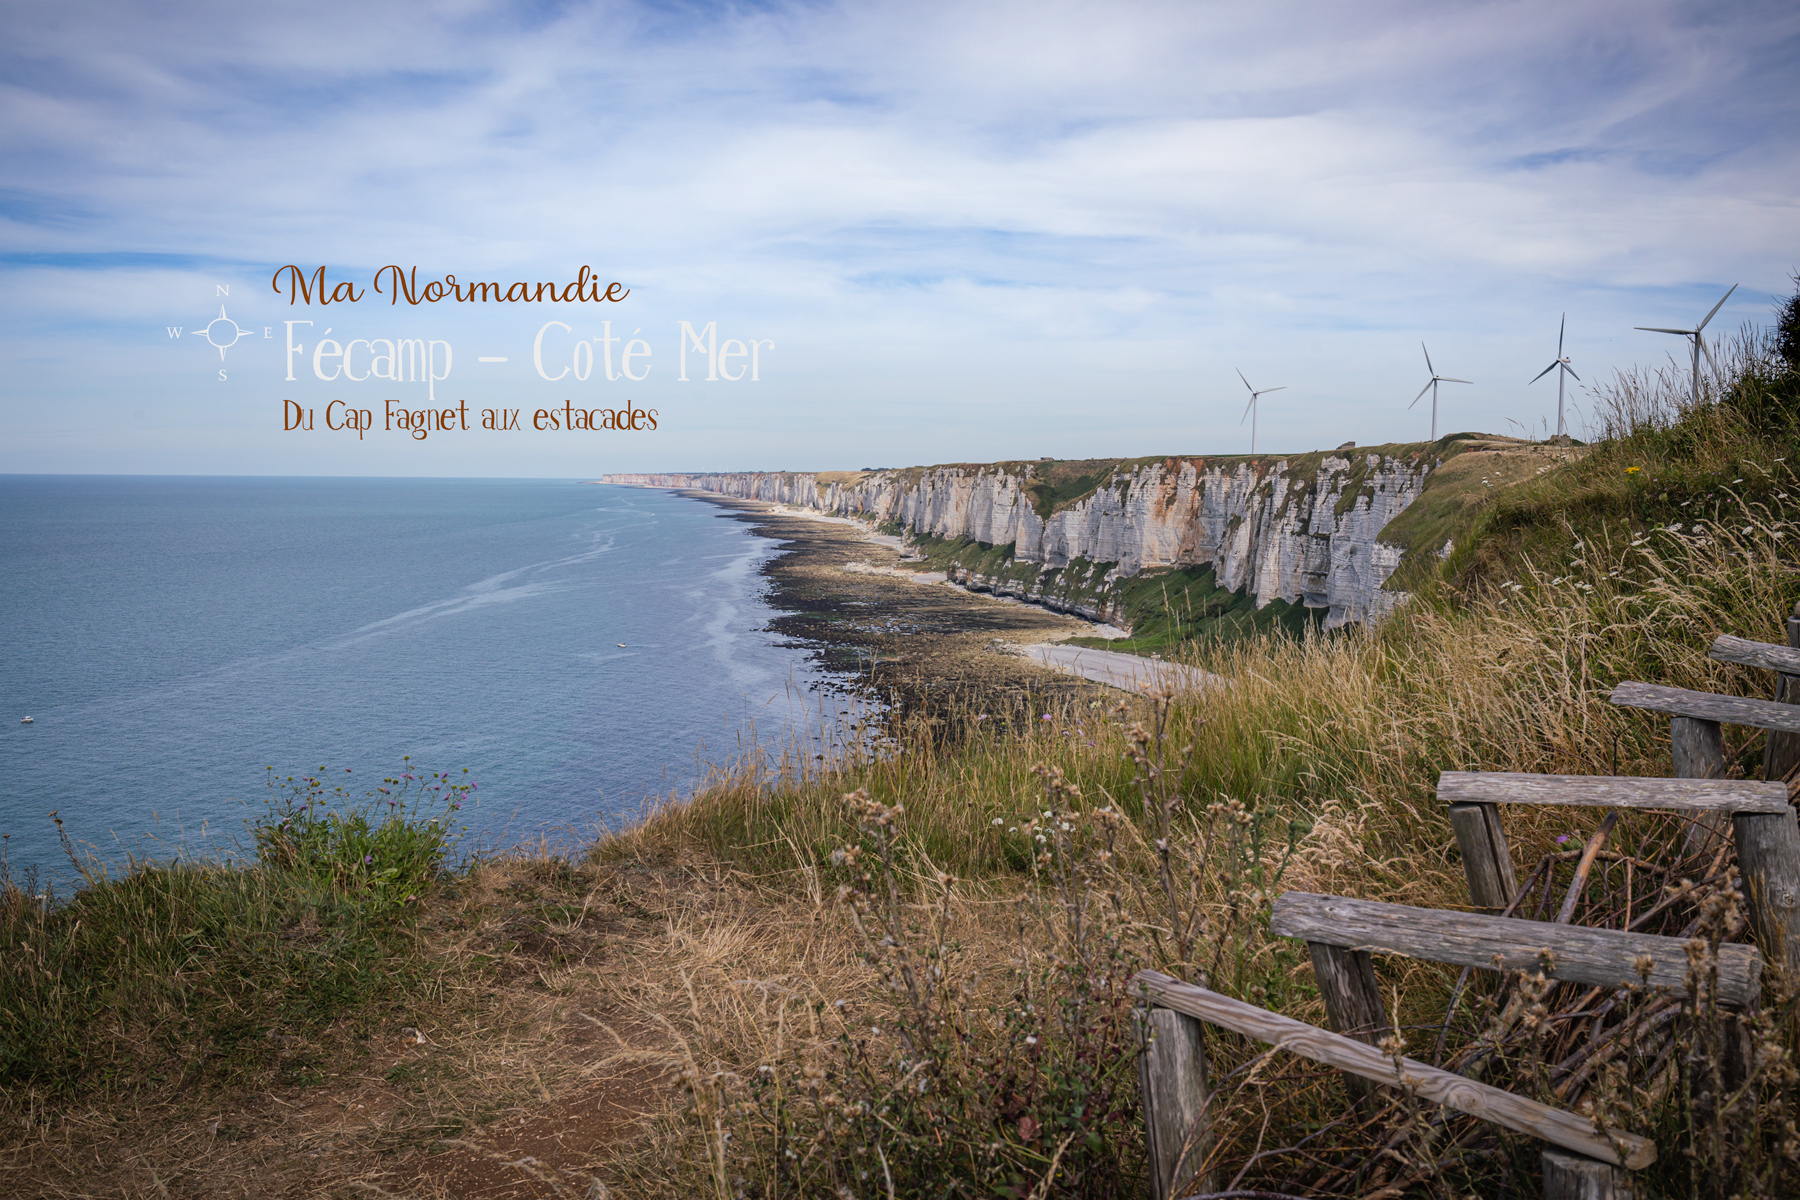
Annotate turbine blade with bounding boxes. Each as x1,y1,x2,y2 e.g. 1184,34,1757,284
1563,363,1580,382
1701,336,1721,375
1261,386,1288,395
1558,312,1566,355
1243,395,1256,421
1636,326,1692,335
1236,367,1254,394
1530,361,1558,384
1443,377,1473,385
1696,283,1738,332
1421,342,1435,374
1410,380,1432,406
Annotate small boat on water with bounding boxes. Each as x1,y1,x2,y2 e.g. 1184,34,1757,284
20,716,32,724
617,643,627,648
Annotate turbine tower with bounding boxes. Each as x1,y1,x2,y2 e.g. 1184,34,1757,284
1529,314,1580,439
1408,343,1470,441
1635,284,1737,407
1236,369,1285,456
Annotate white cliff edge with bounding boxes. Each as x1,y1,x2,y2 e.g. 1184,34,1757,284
599,454,1433,630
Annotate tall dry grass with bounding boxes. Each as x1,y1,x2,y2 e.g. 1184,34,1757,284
604,339,1800,1197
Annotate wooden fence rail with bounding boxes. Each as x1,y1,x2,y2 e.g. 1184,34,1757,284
1133,969,1655,1170
1136,608,1800,1199
1269,892,1763,1008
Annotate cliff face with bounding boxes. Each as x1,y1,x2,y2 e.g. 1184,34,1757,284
603,452,1436,629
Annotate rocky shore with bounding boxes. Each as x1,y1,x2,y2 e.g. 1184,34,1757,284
687,492,1107,722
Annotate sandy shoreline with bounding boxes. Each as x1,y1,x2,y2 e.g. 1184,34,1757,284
677,491,1209,696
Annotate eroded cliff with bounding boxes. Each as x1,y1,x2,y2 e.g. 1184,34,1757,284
602,448,1450,630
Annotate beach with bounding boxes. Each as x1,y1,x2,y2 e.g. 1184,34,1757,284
686,492,1130,719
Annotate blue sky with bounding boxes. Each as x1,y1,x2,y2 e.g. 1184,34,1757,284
1,0,1796,475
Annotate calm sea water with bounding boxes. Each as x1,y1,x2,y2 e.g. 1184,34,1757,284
0,477,832,885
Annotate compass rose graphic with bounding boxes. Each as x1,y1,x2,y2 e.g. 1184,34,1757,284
192,305,252,360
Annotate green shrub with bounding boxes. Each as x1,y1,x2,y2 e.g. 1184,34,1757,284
0,761,471,1102
253,757,470,913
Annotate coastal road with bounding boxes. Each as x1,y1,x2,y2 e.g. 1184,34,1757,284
1016,643,1216,693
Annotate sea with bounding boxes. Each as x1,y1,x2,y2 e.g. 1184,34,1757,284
0,476,838,888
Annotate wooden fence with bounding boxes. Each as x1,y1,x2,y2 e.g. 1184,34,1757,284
1135,603,1800,1200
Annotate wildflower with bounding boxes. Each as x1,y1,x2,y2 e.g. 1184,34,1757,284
364,854,373,863
1626,466,1641,475
1556,834,1570,845
992,817,1004,826
1040,713,1052,722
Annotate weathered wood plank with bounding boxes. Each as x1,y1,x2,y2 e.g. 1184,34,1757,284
1437,771,1789,815
1734,810,1800,979
1542,1147,1633,1199
1448,801,1520,909
1610,681,1800,734
1269,893,1762,1009
1134,970,1656,1170
1710,633,1800,675
1137,1006,1216,1200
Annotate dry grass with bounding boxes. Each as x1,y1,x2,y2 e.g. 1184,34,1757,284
599,350,1800,1196
10,326,1800,1197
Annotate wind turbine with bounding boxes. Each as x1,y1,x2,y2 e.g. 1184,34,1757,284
1236,369,1285,455
1635,284,1737,407
1529,314,1580,439
1408,343,1470,441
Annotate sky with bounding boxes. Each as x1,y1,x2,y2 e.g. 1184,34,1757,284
1,0,1796,476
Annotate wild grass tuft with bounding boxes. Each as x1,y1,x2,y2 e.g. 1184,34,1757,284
0,762,468,1104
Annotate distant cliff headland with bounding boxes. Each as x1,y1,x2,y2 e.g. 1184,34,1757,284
603,438,1542,633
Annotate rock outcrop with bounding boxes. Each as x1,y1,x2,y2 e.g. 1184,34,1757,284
603,452,1436,629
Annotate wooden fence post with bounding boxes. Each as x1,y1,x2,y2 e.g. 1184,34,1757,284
1733,809,1800,979
1762,599,1800,782
1542,1147,1633,1199
1449,801,1518,911
1671,715,1725,778
1138,1006,1216,1200
1307,941,1389,1107
1672,715,1727,853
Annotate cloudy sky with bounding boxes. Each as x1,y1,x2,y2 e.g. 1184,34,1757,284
1,0,1796,476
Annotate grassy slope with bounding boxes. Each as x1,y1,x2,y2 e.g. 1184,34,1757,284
10,332,1800,1196
620,336,1800,1196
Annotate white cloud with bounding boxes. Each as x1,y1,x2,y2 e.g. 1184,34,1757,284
1,0,1796,473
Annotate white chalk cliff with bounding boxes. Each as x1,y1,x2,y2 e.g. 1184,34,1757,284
602,454,1434,629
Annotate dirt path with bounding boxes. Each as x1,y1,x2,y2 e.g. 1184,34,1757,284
1012,642,1216,693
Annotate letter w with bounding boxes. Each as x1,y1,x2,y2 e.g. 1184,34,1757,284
166,327,183,338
